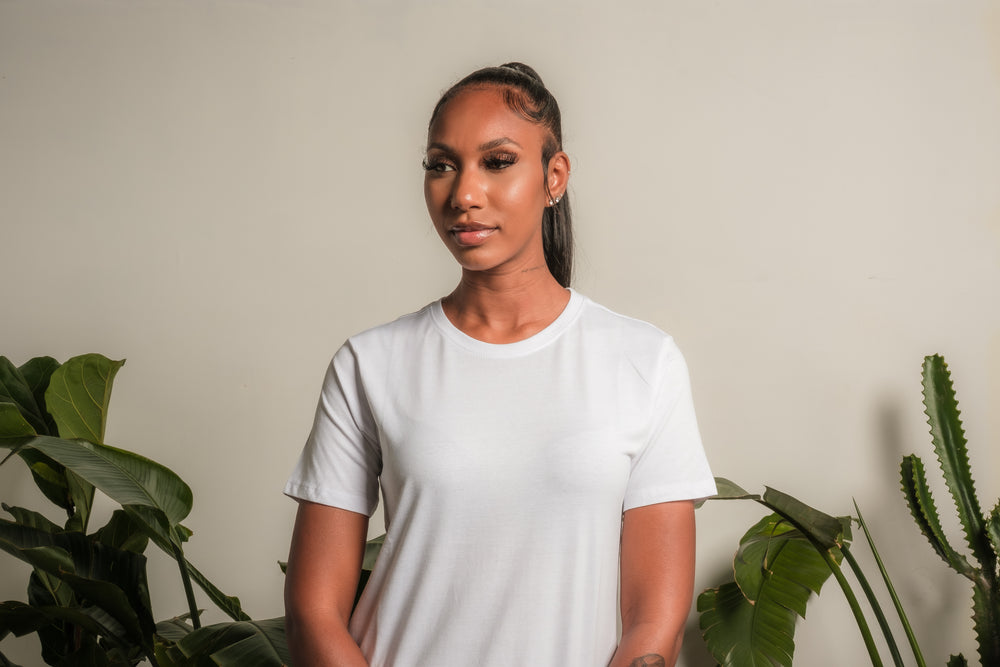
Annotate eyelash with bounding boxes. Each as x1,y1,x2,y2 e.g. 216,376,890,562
422,152,519,173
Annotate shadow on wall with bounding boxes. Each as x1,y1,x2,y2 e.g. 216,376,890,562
873,397,971,661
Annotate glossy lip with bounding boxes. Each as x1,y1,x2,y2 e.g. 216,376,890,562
449,221,498,247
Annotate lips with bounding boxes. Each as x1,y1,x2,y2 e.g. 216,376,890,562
450,223,498,247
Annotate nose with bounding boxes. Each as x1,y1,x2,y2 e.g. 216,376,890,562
450,168,485,211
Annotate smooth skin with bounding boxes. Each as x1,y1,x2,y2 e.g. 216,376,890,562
285,502,369,667
284,86,697,666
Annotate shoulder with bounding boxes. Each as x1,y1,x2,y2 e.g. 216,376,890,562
575,293,687,385
342,301,438,354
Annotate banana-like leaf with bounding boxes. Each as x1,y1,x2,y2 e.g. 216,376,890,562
13,448,75,516
0,600,53,637
0,358,49,436
155,615,196,643
11,436,192,528
921,355,989,565
711,477,759,500
64,469,95,533
900,454,972,576
762,487,848,550
28,567,74,612
699,581,794,667
93,509,150,554
125,505,249,623
2,503,61,534
45,354,123,445
173,618,290,667
698,513,840,667
0,520,156,651
0,600,131,651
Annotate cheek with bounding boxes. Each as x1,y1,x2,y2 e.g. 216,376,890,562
424,177,448,214
494,173,544,210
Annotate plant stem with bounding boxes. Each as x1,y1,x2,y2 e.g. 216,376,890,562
761,497,886,667
853,501,927,667
816,545,884,667
171,543,201,629
842,547,904,667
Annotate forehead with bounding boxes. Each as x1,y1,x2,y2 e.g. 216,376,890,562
427,86,545,150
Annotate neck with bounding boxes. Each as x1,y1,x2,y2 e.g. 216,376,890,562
442,266,570,344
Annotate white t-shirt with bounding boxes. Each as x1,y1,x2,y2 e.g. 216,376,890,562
284,290,716,666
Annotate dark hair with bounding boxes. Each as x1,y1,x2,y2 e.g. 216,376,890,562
428,62,574,287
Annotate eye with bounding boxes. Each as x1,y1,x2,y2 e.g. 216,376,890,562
422,157,455,173
483,152,518,171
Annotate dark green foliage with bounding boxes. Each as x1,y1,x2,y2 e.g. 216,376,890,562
901,355,999,665
702,355,999,666
699,514,843,666
0,354,285,666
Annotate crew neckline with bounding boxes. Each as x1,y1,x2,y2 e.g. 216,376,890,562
429,288,585,358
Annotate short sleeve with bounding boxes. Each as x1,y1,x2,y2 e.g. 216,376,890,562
283,342,382,516
622,340,716,511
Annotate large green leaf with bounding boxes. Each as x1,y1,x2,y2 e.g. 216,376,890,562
18,357,60,436
699,513,840,667
0,521,76,573
900,454,972,576
921,355,989,566
711,477,759,500
124,505,249,623
155,615,196,644
0,600,134,655
0,600,54,637
0,522,155,646
45,354,123,445
699,580,793,667
173,618,290,667
92,509,149,554
11,436,192,528
2,504,61,534
0,358,49,436
0,403,36,440
762,487,848,550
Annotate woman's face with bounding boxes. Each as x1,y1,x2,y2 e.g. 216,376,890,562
423,86,567,278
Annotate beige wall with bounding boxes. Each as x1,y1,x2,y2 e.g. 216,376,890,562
3,1,999,665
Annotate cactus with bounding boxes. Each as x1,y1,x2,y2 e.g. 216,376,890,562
901,355,1000,665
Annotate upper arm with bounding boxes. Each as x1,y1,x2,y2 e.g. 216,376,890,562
619,500,697,630
284,500,370,625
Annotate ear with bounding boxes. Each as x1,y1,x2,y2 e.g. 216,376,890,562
546,151,571,202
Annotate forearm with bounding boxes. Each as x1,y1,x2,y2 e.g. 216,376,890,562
284,502,370,667
285,608,368,667
607,621,683,667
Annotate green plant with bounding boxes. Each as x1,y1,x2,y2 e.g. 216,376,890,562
0,354,289,666
901,354,999,665
699,355,999,666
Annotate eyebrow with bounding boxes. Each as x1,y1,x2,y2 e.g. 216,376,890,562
427,137,523,153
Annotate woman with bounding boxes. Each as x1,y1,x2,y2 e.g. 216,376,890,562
283,63,715,667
